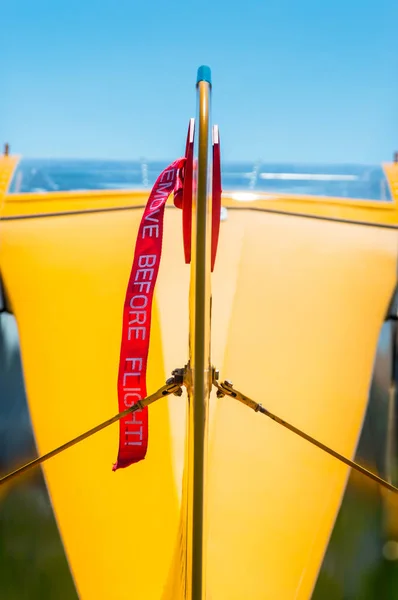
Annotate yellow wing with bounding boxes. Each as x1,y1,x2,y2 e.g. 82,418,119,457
1,154,397,599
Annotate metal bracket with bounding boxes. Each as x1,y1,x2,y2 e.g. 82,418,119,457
213,378,265,413
166,367,187,396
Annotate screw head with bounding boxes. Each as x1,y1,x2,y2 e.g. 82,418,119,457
171,368,184,385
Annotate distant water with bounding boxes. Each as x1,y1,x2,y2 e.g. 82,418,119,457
8,159,392,201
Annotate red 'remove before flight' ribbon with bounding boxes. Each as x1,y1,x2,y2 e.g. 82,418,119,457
113,158,186,470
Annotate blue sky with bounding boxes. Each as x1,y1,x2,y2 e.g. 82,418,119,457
1,0,397,163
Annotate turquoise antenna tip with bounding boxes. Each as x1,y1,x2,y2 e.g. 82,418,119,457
196,65,212,86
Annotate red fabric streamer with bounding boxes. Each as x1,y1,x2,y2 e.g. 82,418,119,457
113,158,185,470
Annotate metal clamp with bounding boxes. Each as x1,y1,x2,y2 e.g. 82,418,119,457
166,367,187,396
